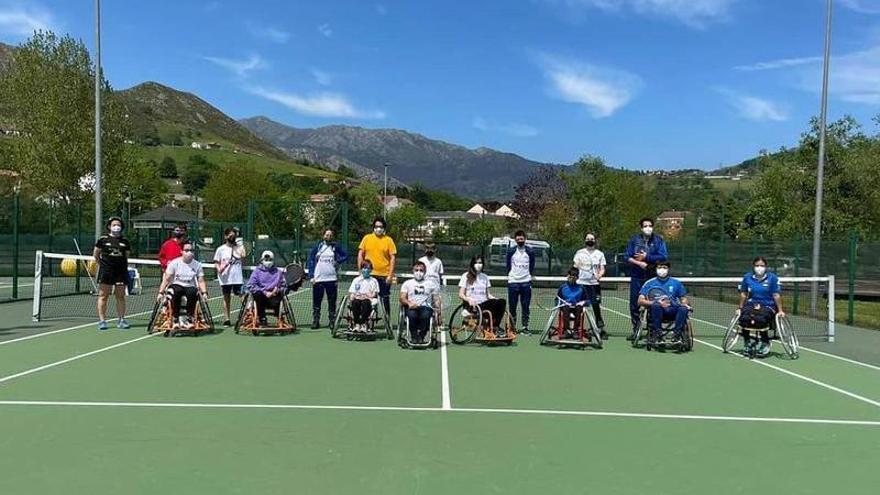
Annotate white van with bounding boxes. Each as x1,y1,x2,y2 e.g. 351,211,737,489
487,236,552,269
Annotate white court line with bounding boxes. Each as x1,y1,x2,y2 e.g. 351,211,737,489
0,399,877,427
600,304,880,410
439,330,451,410
604,295,880,373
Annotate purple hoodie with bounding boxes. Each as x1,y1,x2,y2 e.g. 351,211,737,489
247,265,287,293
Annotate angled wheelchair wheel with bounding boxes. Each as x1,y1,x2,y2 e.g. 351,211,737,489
147,299,164,334
776,315,799,359
198,295,215,334
722,312,740,353
585,308,603,350
332,296,348,338
448,303,481,345
378,302,394,340
540,308,559,346
681,321,695,352
632,311,647,348
233,293,251,334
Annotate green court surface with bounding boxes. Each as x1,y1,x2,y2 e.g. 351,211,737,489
0,295,878,495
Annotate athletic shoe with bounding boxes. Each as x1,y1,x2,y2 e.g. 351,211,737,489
223,320,231,327
116,319,131,330
626,329,637,341
259,317,269,327
97,320,108,331
600,330,609,340
521,327,530,335
311,319,320,330
757,342,771,358
183,318,194,330
742,341,756,356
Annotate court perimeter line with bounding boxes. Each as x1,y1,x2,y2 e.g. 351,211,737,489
440,330,451,410
0,399,877,427
600,304,880,410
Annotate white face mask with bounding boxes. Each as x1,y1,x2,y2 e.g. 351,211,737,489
110,226,122,236
374,227,385,236
473,263,483,273
642,226,653,236
656,268,669,279
261,260,274,269
413,270,425,281
754,266,767,276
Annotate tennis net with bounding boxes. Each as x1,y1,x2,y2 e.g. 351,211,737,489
32,251,835,341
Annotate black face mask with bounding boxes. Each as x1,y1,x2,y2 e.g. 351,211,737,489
227,236,236,244
516,241,525,247
425,250,435,257
173,231,185,239
585,240,596,247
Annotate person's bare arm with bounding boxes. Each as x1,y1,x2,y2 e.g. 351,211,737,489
157,271,173,297
597,264,606,280
357,249,365,270
738,292,747,310
638,294,651,307
399,290,410,308
387,254,397,283
93,247,101,264
773,293,785,315
198,276,208,296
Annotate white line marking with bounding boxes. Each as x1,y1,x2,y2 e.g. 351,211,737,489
0,400,876,427
0,333,158,385
440,330,451,410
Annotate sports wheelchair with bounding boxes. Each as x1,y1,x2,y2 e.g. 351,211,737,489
630,304,694,352
540,300,603,349
147,288,215,337
331,295,394,340
234,263,304,336
722,308,799,359
396,304,439,350
447,302,516,346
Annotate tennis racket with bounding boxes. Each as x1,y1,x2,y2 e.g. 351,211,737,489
646,287,670,304
284,263,306,292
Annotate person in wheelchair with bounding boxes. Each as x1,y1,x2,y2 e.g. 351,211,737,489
399,261,440,344
245,250,288,327
348,260,380,332
738,256,785,358
458,256,507,337
556,267,590,338
156,240,208,330
637,261,690,341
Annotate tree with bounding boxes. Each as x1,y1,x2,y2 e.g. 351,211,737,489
512,166,568,225
180,159,218,195
0,32,136,202
202,164,276,221
345,182,382,233
158,156,178,178
387,204,427,240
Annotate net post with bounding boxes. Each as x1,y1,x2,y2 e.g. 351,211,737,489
32,250,43,321
827,275,835,343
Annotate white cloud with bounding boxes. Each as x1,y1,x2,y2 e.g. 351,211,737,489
248,87,386,119
548,0,738,28
717,88,788,122
839,0,880,14
472,117,539,137
310,68,333,86
537,54,641,118
203,54,266,77
317,23,333,38
0,4,53,38
247,22,290,43
734,56,823,71
375,4,388,15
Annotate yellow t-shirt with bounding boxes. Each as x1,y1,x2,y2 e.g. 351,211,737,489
359,234,397,276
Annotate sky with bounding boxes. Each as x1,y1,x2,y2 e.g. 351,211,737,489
1,0,880,170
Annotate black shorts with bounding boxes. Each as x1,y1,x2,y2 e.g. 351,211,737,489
221,284,242,296
98,266,128,286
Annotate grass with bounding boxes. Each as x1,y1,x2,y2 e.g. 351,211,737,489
839,299,880,330
136,145,337,178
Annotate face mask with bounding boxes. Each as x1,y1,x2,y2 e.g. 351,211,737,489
261,260,274,269
182,251,194,263
642,226,653,236
473,263,483,273
173,230,185,239
656,268,669,279
413,270,425,281
754,266,767,277
361,268,371,278
585,240,595,247
226,236,236,244
374,227,385,236
323,236,333,243
425,250,435,258
110,226,122,236
516,240,525,247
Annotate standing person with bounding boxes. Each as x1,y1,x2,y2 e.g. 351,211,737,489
157,240,208,331
307,229,349,329
159,223,188,272
626,217,668,339
213,227,246,327
573,232,608,339
418,242,446,325
93,217,132,330
505,230,535,334
357,217,397,317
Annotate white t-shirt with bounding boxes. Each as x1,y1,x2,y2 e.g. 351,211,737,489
348,275,380,297
573,248,606,285
313,243,340,283
459,272,491,305
213,244,244,286
401,279,439,308
418,256,445,285
166,258,205,288
508,248,531,283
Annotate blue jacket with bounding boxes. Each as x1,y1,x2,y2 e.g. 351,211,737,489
306,241,349,279
557,283,590,306
505,245,536,276
625,233,668,280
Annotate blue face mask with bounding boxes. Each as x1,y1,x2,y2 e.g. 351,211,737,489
361,269,371,278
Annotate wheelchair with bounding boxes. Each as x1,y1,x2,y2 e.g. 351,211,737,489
147,288,215,337
630,305,694,352
396,305,439,350
331,295,394,340
722,309,799,359
234,291,297,336
540,302,603,350
447,302,516,346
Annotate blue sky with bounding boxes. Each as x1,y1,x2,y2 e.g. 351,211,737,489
1,0,880,170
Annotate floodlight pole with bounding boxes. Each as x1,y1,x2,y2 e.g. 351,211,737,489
94,0,103,240
811,0,833,315
383,162,389,219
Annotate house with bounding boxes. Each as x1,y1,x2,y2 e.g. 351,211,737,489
467,202,520,219
190,141,220,150
420,211,486,236
656,210,701,238
467,204,489,215
494,204,520,219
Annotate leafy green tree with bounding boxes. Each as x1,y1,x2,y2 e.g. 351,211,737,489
158,156,178,178
202,164,275,221
387,204,427,240
180,159,218,195
345,181,382,234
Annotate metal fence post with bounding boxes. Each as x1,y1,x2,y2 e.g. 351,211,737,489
11,186,20,299
847,230,857,325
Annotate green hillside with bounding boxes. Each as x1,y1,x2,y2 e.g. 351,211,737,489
136,145,336,178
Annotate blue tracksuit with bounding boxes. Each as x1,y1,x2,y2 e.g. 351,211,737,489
640,276,688,336
626,233,668,329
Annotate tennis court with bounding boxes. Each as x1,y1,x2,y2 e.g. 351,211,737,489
1,262,879,494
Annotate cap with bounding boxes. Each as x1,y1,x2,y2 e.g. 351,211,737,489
260,250,274,260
